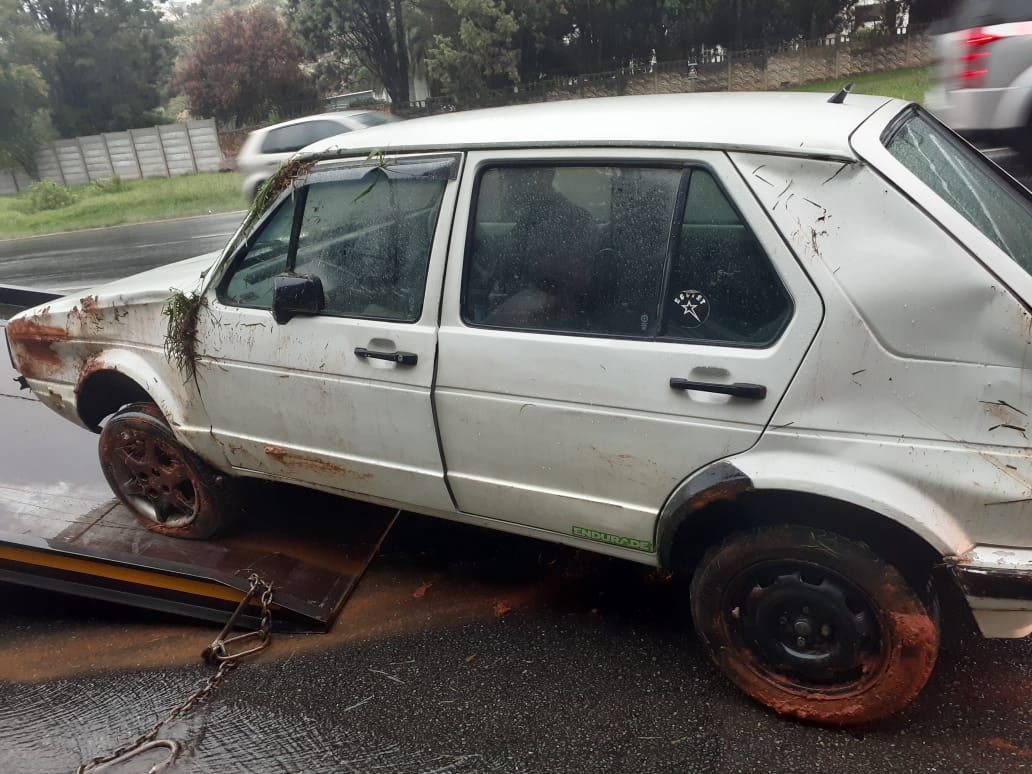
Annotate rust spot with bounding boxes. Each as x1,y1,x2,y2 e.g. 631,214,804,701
5,317,69,380
413,581,432,599
689,479,745,511
263,444,374,480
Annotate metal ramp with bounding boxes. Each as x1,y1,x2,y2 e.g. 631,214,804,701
1,312,395,633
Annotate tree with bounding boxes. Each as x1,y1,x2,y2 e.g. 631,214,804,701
176,6,316,125
0,0,57,174
23,0,175,137
287,0,411,106
425,0,521,104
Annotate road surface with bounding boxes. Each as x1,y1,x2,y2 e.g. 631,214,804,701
0,211,245,293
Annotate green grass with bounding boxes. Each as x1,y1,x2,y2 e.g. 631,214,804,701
0,172,246,240
788,65,930,104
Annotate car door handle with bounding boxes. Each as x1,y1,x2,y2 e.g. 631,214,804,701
354,347,418,366
669,378,767,400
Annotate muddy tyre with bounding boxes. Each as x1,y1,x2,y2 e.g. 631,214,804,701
690,525,938,725
98,402,239,539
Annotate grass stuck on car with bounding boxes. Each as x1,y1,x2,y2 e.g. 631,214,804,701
8,91,1032,726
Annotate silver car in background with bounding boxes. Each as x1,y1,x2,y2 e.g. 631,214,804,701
237,111,398,200
925,0,1032,160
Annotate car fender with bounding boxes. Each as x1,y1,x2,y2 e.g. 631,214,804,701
993,64,1032,129
655,451,970,568
75,346,228,467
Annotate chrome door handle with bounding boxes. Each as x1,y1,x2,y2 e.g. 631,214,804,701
669,378,766,400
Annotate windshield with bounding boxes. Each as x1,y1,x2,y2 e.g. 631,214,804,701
884,108,1032,274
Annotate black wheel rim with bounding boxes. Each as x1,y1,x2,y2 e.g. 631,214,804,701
102,426,198,529
724,560,885,690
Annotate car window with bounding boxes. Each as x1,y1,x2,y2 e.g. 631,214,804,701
260,120,350,154
884,108,1032,275
464,164,682,336
464,163,789,345
293,168,447,321
663,169,792,345
221,194,297,307
220,156,454,320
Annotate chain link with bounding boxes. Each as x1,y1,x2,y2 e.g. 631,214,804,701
76,573,274,774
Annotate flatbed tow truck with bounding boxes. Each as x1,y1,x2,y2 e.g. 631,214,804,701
1,288,394,634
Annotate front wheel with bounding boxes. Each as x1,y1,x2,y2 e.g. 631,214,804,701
690,525,939,725
98,403,240,539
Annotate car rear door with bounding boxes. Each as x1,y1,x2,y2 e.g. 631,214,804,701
433,149,822,554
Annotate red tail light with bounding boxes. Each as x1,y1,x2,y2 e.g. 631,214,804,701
959,28,1000,87
958,22,1032,88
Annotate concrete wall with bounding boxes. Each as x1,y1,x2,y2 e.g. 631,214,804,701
0,119,222,195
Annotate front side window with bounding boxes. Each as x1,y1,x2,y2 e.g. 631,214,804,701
463,163,791,346
220,157,453,321
885,108,1032,274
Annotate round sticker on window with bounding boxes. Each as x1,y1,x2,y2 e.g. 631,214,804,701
674,290,710,327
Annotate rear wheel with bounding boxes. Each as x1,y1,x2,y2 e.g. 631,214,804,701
690,525,938,725
98,402,239,539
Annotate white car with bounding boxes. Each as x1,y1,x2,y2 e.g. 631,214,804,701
236,110,397,200
925,0,1032,159
9,92,1032,726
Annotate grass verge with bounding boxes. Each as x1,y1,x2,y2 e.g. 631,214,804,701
788,65,930,104
0,173,246,240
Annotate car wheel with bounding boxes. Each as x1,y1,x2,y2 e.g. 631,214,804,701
98,402,240,539
689,524,939,725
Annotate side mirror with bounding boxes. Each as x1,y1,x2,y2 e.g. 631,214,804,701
272,274,325,324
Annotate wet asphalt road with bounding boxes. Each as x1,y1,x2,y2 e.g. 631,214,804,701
2,326,1032,772
0,210,245,293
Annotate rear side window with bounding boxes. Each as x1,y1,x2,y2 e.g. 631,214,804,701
885,108,1032,273
260,120,350,154
463,163,791,346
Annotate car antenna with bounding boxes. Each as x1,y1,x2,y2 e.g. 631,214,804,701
827,82,854,104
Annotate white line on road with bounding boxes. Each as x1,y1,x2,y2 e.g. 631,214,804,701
191,233,233,240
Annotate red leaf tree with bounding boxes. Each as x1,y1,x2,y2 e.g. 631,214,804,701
176,6,317,126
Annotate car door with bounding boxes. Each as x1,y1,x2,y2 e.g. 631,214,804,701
195,153,461,513
434,149,822,553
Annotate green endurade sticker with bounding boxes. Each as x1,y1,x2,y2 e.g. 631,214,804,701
572,526,654,553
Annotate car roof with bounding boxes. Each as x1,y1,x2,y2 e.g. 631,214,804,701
261,111,374,133
302,92,901,162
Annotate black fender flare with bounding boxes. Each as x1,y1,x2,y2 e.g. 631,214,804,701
654,460,753,569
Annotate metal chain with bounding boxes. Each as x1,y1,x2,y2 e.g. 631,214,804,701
76,573,275,774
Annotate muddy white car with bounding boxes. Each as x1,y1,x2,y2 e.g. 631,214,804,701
8,92,1032,726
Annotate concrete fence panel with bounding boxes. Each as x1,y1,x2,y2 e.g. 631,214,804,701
187,119,221,173
79,135,115,182
1,119,223,193
53,139,89,187
130,127,171,179
104,131,142,181
158,124,197,177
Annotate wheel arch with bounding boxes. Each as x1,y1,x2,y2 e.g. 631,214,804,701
75,349,191,432
656,454,967,586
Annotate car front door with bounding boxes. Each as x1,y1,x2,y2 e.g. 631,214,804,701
194,153,461,513
433,149,822,554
